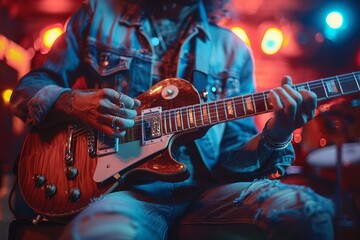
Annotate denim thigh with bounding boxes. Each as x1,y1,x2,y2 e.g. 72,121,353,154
178,179,335,240
60,181,204,240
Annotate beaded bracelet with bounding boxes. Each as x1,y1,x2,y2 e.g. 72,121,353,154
261,125,293,151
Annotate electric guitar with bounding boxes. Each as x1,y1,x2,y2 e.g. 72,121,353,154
18,72,360,220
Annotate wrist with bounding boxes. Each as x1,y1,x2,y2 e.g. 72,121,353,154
262,118,293,150
50,90,76,122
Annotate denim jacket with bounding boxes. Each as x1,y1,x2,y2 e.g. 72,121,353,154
10,0,294,182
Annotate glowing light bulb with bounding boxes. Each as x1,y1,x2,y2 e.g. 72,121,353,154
261,28,283,55
2,89,13,104
326,11,344,29
231,27,251,46
42,27,64,50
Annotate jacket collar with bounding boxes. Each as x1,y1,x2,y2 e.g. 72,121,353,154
118,1,211,40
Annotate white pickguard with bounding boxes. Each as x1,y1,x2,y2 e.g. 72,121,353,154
93,134,173,182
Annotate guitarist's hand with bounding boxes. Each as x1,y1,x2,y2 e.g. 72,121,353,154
265,75,317,142
52,89,141,137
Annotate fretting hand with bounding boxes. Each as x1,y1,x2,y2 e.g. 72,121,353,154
265,75,317,142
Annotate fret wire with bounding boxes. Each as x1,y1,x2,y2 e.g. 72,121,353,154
199,104,204,126
232,98,238,118
206,102,212,124
169,110,173,133
165,111,169,133
174,109,178,132
204,103,209,124
252,94,257,113
186,106,194,128
180,108,185,130
209,102,217,123
353,72,360,91
164,111,168,134
263,92,268,111
215,101,220,122
193,105,197,128
320,78,329,98
223,99,228,120
186,106,191,129
191,106,195,128
336,76,344,94
180,107,185,130
242,96,247,116
175,109,179,132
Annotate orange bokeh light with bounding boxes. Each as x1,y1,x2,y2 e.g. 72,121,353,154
42,26,64,50
231,26,251,46
261,27,284,55
2,89,13,105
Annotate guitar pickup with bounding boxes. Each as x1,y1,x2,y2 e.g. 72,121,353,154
97,131,118,156
142,107,163,145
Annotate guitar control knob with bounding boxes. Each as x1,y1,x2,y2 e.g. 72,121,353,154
166,89,174,96
65,166,78,180
44,184,57,199
33,174,46,188
67,188,81,202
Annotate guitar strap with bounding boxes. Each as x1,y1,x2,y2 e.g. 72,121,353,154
192,31,210,96
193,26,226,170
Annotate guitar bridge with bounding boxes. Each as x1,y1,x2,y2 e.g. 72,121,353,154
142,107,163,145
96,132,118,156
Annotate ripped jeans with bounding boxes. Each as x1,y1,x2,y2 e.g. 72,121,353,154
60,179,334,240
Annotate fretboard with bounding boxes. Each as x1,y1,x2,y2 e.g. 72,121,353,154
162,71,360,134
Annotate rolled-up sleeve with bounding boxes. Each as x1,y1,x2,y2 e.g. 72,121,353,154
215,48,295,181
9,3,92,125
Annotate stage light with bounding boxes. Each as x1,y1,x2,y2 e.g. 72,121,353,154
0,34,31,78
314,32,325,43
6,48,23,63
2,89,13,105
319,138,327,147
231,27,251,46
0,35,6,59
326,11,344,29
42,25,64,50
320,4,354,42
261,28,283,55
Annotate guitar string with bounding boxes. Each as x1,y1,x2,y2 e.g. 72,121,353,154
132,74,360,126
72,74,360,137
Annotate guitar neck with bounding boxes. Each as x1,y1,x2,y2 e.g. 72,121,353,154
161,71,360,134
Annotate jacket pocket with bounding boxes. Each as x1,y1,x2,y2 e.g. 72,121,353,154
206,71,241,101
84,43,152,97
